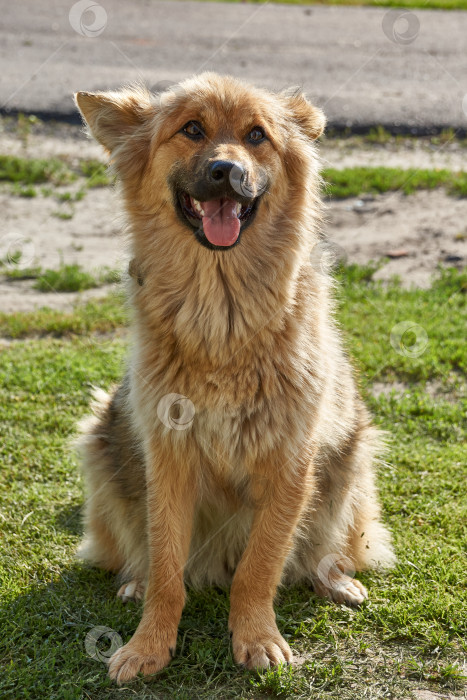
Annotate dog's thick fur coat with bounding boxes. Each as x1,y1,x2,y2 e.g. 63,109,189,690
75,73,395,683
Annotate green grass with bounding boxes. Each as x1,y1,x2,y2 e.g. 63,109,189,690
0,154,113,195
200,0,467,9
56,190,86,202
0,292,127,339
0,265,465,698
2,263,121,294
323,166,467,198
10,184,38,197
35,265,120,293
52,209,74,220
0,154,75,186
79,159,112,187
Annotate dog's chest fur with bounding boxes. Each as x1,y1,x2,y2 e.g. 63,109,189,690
130,280,320,472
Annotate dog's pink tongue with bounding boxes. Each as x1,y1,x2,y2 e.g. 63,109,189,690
201,198,240,247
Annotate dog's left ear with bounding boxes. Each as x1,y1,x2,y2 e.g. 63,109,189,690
74,86,154,153
282,90,326,141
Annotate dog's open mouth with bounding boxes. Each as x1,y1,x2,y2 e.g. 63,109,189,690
178,193,258,249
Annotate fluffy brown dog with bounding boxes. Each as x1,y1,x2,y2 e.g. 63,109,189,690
75,73,395,684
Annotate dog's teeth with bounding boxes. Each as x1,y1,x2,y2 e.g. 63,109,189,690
236,203,242,216
192,198,205,217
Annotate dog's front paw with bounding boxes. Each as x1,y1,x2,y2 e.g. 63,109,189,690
231,620,293,670
108,632,174,684
233,636,293,669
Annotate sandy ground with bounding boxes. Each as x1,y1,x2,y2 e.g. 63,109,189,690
1,124,466,313
328,190,466,288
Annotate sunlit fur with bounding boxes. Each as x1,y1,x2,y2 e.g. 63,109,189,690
74,73,395,682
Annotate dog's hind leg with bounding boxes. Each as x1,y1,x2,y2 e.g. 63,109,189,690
311,569,368,606
117,579,146,603
75,382,148,589
288,421,395,607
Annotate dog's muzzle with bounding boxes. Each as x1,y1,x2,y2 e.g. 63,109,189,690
174,159,267,250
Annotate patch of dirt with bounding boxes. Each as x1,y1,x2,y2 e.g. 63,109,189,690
0,186,127,313
0,186,124,270
0,118,102,162
328,190,467,288
413,691,463,700
371,380,464,403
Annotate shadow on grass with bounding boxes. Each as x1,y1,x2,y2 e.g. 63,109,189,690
53,503,83,536
2,563,326,698
3,559,463,699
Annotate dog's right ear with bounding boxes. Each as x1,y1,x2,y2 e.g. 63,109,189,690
74,86,154,153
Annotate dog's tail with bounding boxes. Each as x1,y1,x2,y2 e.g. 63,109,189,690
74,387,115,567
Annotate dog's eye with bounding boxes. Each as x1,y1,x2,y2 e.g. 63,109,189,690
182,121,204,139
248,127,266,143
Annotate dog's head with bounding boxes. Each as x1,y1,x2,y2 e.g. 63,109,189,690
75,73,325,255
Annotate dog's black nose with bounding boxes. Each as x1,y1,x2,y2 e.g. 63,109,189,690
209,160,243,183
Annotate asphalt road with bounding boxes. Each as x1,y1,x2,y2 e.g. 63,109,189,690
1,0,467,132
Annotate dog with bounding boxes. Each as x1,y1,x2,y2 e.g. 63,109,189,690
74,73,395,684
